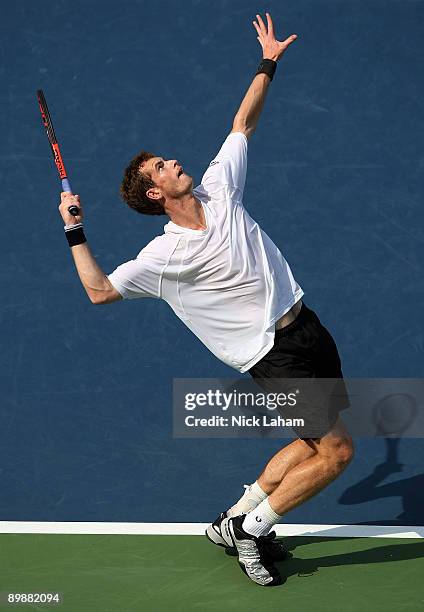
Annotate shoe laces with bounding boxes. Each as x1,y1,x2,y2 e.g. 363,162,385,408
257,531,281,553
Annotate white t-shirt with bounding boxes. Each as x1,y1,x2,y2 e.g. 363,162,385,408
108,132,304,372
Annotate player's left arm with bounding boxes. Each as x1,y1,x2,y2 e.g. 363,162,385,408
232,12,298,140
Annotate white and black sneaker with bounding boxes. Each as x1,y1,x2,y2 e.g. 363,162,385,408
227,515,283,587
205,511,229,548
206,512,288,562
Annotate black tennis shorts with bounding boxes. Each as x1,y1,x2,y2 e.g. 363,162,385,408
248,302,350,439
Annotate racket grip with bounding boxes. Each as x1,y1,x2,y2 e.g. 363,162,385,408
61,178,72,193
61,178,79,217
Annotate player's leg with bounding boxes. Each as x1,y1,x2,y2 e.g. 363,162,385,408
224,414,343,524
210,303,352,586
227,438,316,516
226,437,316,517
256,437,317,495
218,417,353,587
207,303,322,551
206,438,315,547
242,415,354,533
241,301,352,529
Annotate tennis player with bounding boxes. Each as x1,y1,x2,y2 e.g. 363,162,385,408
59,12,354,587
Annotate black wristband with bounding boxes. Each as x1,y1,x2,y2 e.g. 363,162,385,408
65,225,87,247
256,58,277,81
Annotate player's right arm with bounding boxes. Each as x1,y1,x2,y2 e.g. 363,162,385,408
59,192,122,305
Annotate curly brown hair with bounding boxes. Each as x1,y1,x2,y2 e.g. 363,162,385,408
120,150,166,216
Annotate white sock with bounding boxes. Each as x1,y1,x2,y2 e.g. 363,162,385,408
227,481,268,518
242,498,282,538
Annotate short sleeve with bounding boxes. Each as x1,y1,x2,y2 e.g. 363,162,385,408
200,132,248,197
107,237,169,299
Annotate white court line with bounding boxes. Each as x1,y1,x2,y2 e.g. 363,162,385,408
0,522,422,538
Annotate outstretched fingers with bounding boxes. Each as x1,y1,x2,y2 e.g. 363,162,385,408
282,33,298,48
265,12,274,37
255,13,267,36
252,12,298,58
252,19,262,37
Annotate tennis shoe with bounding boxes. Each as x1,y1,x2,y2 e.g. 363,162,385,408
227,515,283,586
205,511,229,547
206,511,287,561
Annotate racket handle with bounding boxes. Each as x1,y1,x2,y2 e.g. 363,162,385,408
61,178,79,217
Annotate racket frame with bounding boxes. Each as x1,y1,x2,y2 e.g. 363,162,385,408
37,89,77,213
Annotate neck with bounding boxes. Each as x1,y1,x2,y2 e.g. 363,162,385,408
166,193,206,230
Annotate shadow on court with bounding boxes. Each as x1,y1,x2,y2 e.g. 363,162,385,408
339,438,424,525
274,535,424,584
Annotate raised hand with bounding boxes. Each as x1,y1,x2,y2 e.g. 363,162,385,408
252,12,298,62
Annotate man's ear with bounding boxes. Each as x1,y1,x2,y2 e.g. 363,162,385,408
146,187,163,201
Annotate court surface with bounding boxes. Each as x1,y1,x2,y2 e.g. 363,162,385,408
2,533,424,611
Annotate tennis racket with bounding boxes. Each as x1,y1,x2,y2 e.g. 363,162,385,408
36,89,79,217
373,392,418,438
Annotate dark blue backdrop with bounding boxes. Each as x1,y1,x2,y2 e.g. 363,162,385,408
1,0,423,525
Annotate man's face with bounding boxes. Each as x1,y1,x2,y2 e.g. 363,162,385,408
140,156,193,201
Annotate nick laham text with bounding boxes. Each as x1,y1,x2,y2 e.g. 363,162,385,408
184,415,305,428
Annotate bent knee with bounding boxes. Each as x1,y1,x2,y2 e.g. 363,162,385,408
315,434,354,469
334,436,354,467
